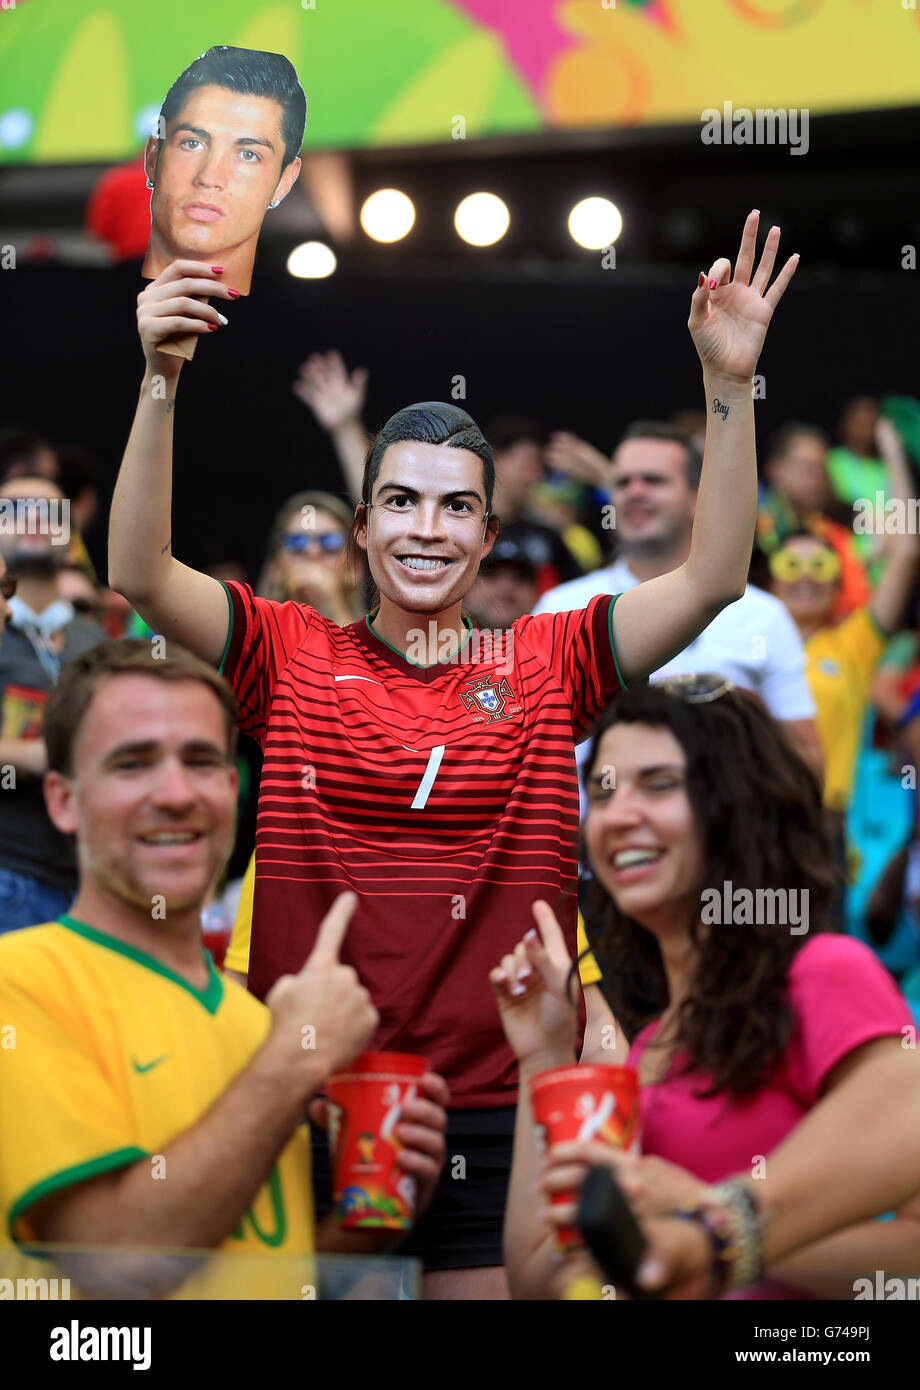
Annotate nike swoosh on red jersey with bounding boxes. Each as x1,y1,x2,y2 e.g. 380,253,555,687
334,675,382,685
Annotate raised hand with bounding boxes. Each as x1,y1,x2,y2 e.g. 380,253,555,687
136,260,238,375
688,210,798,384
266,891,379,1091
545,432,612,490
489,901,579,1065
293,350,368,431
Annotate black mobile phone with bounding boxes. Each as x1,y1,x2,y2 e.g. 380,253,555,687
576,1164,660,1300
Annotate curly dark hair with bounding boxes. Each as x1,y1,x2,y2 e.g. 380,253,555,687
582,682,839,1098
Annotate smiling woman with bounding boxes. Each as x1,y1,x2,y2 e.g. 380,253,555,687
492,682,920,1302
142,46,306,295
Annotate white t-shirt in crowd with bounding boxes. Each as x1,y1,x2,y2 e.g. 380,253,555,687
534,557,816,724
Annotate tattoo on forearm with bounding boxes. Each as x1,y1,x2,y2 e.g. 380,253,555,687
160,538,171,555
712,398,729,422
166,398,176,414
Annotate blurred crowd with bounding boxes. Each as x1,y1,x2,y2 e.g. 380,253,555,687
2,368,920,1025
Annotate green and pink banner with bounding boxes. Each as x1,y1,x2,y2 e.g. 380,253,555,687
1,0,917,163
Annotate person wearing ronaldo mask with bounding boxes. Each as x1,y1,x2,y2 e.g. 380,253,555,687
110,211,798,1297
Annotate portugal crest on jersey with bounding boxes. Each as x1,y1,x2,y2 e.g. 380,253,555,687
458,675,518,723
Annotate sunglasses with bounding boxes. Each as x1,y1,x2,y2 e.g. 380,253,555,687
281,532,346,555
652,672,735,704
768,547,840,584
0,576,17,600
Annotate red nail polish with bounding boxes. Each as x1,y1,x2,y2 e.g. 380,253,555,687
698,273,705,287
710,278,717,290
208,323,219,331
227,288,241,298
211,265,224,274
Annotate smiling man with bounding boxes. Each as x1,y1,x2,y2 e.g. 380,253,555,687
0,641,447,1295
143,46,305,294
535,422,822,783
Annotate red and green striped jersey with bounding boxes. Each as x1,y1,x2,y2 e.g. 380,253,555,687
219,582,625,1107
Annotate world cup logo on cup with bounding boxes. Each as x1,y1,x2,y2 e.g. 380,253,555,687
326,1051,428,1230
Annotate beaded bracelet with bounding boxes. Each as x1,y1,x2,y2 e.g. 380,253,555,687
672,1180,764,1294
707,1180,763,1287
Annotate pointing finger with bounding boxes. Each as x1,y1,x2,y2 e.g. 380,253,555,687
306,891,358,967
530,902,572,964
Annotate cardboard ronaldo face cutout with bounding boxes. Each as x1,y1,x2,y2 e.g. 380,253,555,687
143,46,305,304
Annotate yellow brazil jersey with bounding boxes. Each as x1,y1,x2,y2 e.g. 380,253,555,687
805,607,886,813
224,853,257,975
227,853,605,988
577,912,603,986
0,916,314,1262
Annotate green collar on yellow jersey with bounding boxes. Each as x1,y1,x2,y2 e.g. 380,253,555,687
57,914,224,1015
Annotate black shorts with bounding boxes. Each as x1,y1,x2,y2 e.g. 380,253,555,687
310,1105,515,1271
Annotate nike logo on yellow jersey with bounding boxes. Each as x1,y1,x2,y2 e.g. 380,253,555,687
132,1054,169,1074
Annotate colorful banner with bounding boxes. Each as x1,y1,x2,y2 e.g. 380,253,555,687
1,0,918,163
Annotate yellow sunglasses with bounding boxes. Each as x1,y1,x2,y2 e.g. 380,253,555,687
768,547,840,584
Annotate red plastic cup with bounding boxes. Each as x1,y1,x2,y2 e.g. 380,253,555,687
326,1051,429,1230
200,905,232,971
530,1063,640,1251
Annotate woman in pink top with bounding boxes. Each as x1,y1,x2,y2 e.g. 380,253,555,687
492,678,920,1299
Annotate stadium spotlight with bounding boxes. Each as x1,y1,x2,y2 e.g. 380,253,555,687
0,108,33,149
568,197,623,250
454,192,510,247
360,189,416,243
287,242,337,278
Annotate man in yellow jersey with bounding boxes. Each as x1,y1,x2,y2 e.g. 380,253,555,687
0,640,448,1296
